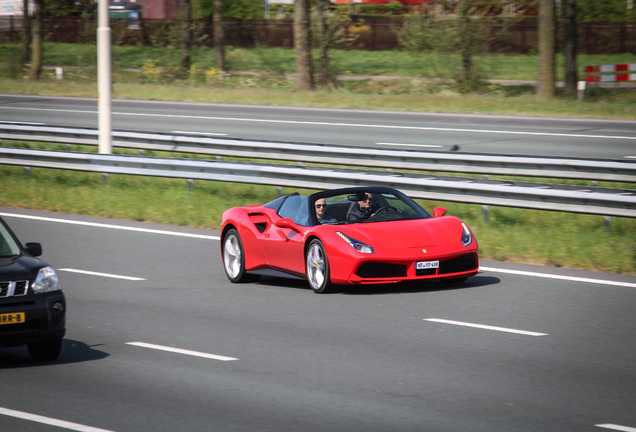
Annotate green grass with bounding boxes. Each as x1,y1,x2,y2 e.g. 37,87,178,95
0,44,635,274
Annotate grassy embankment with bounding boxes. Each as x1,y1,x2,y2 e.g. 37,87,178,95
0,43,635,274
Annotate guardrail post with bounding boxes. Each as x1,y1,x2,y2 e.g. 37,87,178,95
188,179,194,192
483,205,490,223
604,216,612,232
577,80,586,101
24,167,31,179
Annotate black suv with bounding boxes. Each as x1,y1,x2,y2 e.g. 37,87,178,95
0,216,66,361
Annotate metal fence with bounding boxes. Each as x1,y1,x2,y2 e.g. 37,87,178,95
1,125,634,218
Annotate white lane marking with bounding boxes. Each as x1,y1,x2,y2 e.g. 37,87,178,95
0,120,46,125
0,212,220,240
171,130,228,136
480,266,636,289
596,424,636,432
625,156,636,159
424,319,548,336
377,142,443,148
2,106,635,140
127,342,238,361
0,407,114,432
59,268,145,281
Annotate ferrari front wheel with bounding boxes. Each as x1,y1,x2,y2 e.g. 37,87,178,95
222,229,259,283
306,239,333,294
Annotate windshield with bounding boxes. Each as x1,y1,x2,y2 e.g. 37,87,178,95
310,189,431,225
0,222,21,257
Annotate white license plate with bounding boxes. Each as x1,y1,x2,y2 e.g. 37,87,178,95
416,260,439,270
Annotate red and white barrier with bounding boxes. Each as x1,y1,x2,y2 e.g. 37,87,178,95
585,64,636,83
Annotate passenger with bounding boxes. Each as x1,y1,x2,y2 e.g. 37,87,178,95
315,198,337,224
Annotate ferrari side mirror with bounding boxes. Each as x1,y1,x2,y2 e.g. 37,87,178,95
275,218,300,231
433,207,447,218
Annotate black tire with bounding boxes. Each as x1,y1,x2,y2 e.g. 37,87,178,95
222,229,260,283
305,239,333,294
28,337,62,362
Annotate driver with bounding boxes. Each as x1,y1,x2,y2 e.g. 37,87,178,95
348,192,377,222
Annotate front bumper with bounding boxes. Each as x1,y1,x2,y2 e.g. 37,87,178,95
0,291,66,348
332,251,479,285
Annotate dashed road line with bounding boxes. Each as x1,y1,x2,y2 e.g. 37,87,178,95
596,424,636,432
59,268,145,281
424,318,548,336
0,407,114,432
127,342,238,361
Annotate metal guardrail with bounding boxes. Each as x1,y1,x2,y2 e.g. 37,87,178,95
1,148,635,218
1,124,635,182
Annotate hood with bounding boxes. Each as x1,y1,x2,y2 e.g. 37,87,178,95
339,217,465,249
0,255,44,281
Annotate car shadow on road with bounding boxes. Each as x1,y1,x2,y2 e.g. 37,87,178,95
340,275,501,295
255,274,500,295
0,339,109,368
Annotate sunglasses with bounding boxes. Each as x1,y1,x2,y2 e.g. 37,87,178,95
362,197,373,202
315,204,327,208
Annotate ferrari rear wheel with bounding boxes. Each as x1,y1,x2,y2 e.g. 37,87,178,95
222,229,259,283
306,239,333,294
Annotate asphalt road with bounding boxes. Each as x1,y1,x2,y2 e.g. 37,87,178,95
1,208,635,432
1,94,635,159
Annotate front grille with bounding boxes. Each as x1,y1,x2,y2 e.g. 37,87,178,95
415,268,437,276
439,254,477,274
356,262,407,278
0,281,29,298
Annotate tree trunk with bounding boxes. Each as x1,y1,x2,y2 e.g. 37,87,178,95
28,0,42,81
536,0,556,100
213,0,225,71
294,0,314,91
563,0,578,97
180,0,192,75
316,0,330,86
21,0,31,67
458,0,474,92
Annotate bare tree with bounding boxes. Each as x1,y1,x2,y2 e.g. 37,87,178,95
21,0,31,67
213,0,225,71
457,0,476,92
180,0,192,75
315,0,330,86
563,0,578,97
28,0,43,81
294,0,314,90
536,0,556,100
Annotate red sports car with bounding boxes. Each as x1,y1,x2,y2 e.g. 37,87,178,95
221,186,479,293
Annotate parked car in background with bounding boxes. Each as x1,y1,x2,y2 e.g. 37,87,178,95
0,216,66,361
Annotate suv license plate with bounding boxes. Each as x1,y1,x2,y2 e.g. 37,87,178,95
0,312,25,325
416,260,439,270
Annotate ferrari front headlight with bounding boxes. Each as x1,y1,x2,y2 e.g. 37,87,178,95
461,222,473,247
32,266,60,293
336,232,374,254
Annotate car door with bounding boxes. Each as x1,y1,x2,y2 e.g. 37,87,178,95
262,194,309,276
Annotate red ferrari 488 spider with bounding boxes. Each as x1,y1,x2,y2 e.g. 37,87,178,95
221,186,478,293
